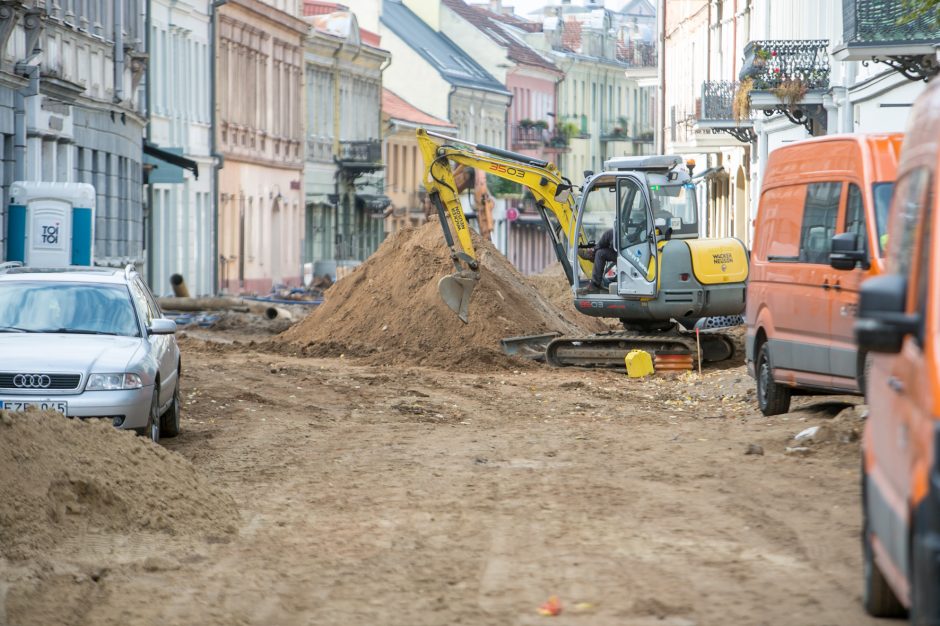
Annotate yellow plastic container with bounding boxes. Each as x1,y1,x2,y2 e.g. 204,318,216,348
625,350,654,378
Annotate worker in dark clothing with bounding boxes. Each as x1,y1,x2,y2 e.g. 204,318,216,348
577,228,616,295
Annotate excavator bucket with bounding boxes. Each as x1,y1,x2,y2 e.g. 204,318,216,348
438,270,479,323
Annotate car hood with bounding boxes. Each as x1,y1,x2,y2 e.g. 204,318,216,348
0,334,144,375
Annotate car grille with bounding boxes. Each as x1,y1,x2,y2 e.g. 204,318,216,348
0,373,82,390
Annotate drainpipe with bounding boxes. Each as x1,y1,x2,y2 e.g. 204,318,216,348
13,61,40,182
114,0,124,102
657,0,666,155
145,0,153,285
841,61,857,134
210,0,228,294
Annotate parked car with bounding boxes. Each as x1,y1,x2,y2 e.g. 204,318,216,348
855,76,940,624
746,132,903,415
0,263,181,443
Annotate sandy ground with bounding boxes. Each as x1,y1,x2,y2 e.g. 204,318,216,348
2,335,884,626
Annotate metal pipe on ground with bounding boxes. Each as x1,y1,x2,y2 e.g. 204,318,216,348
170,274,191,298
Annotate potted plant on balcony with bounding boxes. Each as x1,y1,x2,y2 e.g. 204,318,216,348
533,120,549,130
753,46,771,68
733,78,754,121
772,78,808,107
519,118,535,129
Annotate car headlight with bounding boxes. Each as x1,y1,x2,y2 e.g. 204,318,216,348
86,373,143,391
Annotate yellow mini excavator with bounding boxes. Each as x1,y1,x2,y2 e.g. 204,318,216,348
417,128,749,367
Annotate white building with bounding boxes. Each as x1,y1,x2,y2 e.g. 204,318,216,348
147,0,215,296
662,0,937,247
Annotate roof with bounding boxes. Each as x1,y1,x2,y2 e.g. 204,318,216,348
381,0,510,94
620,0,655,17
383,89,455,127
0,266,132,285
304,3,383,47
483,9,543,33
442,0,559,73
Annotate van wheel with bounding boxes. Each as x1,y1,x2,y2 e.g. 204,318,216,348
756,342,791,416
862,496,905,617
910,506,940,624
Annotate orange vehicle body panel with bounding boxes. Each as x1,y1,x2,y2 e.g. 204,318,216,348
861,77,940,612
748,133,903,394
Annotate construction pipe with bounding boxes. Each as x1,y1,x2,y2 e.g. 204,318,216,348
264,306,293,321
170,274,191,298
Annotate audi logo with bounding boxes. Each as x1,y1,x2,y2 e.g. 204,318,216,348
13,374,51,389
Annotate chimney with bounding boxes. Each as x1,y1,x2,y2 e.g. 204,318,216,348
489,0,501,12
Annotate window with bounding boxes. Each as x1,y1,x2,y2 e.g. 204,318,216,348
872,182,895,256
130,279,155,327
888,168,933,278
799,182,842,264
845,183,865,239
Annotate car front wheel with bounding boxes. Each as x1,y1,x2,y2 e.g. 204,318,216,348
143,388,160,444
161,379,181,439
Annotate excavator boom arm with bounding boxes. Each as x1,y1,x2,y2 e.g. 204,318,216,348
417,129,591,292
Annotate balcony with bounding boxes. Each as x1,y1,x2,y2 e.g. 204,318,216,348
600,118,632,142
697,81,755,143
336,140,383,175
544,129,571,153
834,0,940,80
511,123,550,150
738,40,830,134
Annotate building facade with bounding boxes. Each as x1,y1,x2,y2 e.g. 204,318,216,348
216,0,307,294
303,5,389,279
663,0,938,247
0,1,148,268
382,88,456,233
147,0,214,296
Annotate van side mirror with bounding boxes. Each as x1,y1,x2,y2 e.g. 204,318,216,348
855,274,920,353
830,232,869,270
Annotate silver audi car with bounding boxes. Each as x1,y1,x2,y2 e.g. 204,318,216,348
0,263,181,443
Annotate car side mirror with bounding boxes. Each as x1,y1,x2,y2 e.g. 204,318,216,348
148,318,178,335
830,232,869,270
855,274,920,353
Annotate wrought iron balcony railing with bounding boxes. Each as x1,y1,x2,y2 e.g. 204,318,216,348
843,0,940,46
511,124,550,148
337,140,382,166
617,41,657,68
739,40,831,91
699,81,743,123
838,0,940,80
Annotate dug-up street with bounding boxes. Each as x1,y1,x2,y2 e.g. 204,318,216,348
2,331,880,626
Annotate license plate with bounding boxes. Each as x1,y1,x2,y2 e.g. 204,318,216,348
1,400,68,414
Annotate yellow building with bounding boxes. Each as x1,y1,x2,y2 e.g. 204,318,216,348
381,89,456,234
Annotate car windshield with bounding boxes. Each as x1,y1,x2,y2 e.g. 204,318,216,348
873,182,894,256
0,281,140,336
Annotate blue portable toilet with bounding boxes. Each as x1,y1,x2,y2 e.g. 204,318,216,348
6,182,96,267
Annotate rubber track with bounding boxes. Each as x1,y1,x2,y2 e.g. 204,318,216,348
544,330,735,368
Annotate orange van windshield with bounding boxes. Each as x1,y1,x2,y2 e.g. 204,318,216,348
873,182,894,256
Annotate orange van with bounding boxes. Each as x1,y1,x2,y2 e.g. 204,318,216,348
855,77,940,623
746,133,903,415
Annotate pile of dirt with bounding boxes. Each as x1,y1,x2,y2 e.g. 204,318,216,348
0,411,238,561
279,220,584,369
527,263,611,333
